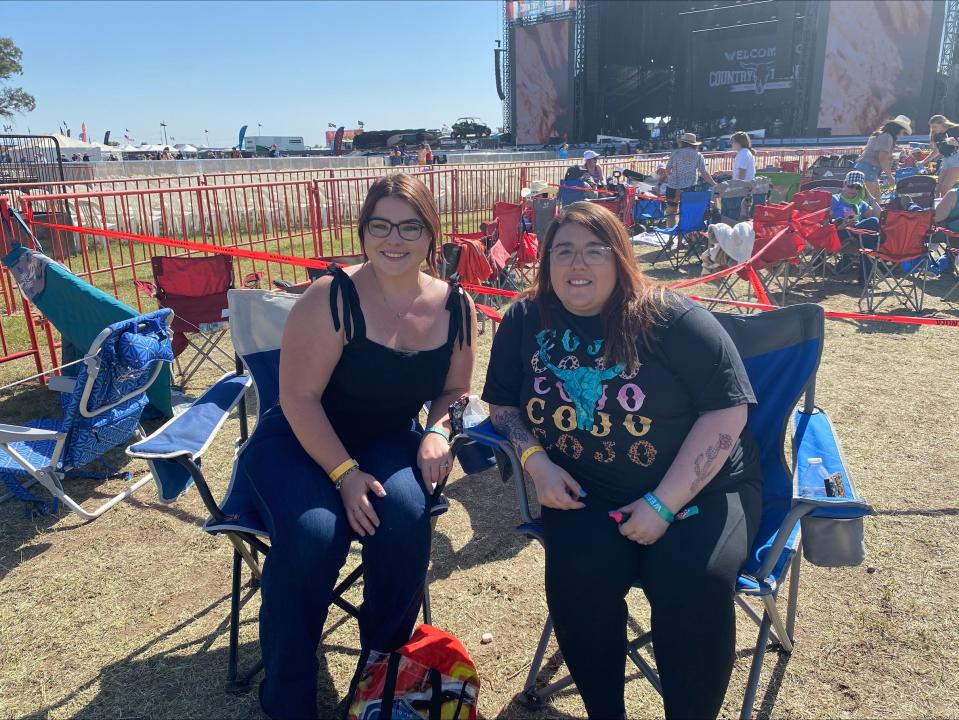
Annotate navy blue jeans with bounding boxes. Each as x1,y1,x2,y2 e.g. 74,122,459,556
243,408,431,720
838,216,881,283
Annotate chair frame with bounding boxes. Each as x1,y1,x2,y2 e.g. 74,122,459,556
852,210,933,313
0,312,173,520
128,290,458,692
652,190,712,270
461,305,872,719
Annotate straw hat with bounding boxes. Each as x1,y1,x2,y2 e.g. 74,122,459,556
889,115,913,134
679,132,702,146
521,179,553,197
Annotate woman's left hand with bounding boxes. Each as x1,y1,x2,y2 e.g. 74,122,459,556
615,497,671,545
418,432,452,494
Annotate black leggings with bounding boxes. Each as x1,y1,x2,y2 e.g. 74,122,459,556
542,483,761,719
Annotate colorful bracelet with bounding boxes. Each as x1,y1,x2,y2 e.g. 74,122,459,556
520,445,545,471
424,426,451,443
329,458,359,484
643,492,675,524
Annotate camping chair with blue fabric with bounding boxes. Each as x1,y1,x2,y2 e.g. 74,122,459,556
651,190,712,270
126,289,453,690
0,310,174,520
460,303,873,719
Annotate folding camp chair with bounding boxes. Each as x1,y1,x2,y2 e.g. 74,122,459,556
557,178,591,207
852,209,934,313
716,178,771,224
127,290,451,690
893,175,936,210
490,201,538,288
798,179,843,193
789,191,841,283
136,254,235,387
931,226,959,304
652,190,712,270
461,303,872,719
0,310,174,520
746,204,805,304
757,172,802,203
895,167,918,183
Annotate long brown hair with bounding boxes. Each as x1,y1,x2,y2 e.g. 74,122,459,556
929,114,959,147
731,131,755,155
528,201,665,371
356,174,440,273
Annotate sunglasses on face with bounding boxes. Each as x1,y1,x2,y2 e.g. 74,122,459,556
366,217,427,242
550,244,613,266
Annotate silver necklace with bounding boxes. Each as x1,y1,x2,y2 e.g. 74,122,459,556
374,271,427,320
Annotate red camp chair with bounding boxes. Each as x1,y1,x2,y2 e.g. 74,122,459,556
489,201,538,288
851,209,934,313
790,191,841,282
135,254,235,386
750,203,806,304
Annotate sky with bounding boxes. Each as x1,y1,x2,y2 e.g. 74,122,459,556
3,0,505,147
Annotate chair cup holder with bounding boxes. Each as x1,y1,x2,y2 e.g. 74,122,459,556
800,515,866,568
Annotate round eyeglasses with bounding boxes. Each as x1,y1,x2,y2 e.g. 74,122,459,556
366,218,427,242
549,245,613,266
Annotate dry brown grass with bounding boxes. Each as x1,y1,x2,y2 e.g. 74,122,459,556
1,252,958,719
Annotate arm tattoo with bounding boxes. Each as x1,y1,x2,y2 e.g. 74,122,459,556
691,433,734,492
490,406,532,454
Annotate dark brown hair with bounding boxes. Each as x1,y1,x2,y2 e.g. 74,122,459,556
731,131,755,155
527,201,665,371
357,174,440,273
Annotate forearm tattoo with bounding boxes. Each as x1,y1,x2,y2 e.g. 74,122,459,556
691,433,734,492
490,406,532,454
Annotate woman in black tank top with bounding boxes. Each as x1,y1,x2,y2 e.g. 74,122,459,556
241,175,476,719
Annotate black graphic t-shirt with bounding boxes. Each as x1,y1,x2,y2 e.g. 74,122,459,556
482,294,761,506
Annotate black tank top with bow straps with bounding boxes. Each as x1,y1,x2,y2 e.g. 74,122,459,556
320,265,471,457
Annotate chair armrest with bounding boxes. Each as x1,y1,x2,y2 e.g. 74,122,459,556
793,407,871,512
127,372,252,506
753,406,874,581
0,423,62,443
128,371,252,462
464,419,538,526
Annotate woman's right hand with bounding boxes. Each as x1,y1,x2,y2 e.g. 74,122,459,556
524,453,585,510
338,470,386,536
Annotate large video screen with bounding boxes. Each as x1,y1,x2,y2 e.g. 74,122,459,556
514,19,572,145
817,1,935,135
506,0,576,22
690,23,796,117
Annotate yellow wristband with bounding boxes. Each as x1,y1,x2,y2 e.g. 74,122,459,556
329,458,358,484
520,445,545,471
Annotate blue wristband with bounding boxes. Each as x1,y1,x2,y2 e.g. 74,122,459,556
424,426,450,443
643,492,675,524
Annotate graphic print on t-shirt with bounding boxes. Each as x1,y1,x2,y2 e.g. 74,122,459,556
528,326,658,469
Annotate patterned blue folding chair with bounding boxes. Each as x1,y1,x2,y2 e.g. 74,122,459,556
652,190,712,270
127,289,451,691
0,310,174,520
462,303,873,718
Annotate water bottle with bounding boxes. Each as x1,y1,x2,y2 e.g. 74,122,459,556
802,457,830,497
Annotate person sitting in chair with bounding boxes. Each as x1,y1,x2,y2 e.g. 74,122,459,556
832,170,882,284
241,174,476,719
483,201,761,720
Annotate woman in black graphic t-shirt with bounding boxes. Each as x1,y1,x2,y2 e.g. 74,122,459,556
483,201,761,720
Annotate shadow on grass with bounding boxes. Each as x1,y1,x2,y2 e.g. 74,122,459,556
34,587,367,720
430,467,535,581
875,507,959,517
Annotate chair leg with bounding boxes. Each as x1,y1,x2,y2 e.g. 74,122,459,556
785,550,802,641
422,581,432,626
627,631,663,695
226,549,242,688
740,608,774,720
520,614,558,705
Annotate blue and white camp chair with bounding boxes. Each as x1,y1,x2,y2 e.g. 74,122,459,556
462,303,873,718
127,289,452,690
652,190,712,270
0,309,174,520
